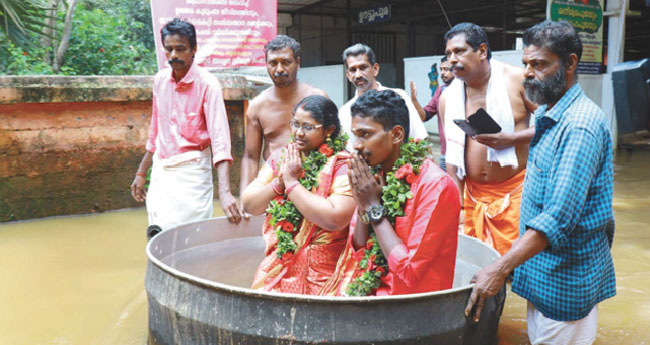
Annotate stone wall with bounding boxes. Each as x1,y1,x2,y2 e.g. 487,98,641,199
0,75,260,222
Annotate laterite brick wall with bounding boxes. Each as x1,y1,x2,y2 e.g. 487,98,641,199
0,75,259,222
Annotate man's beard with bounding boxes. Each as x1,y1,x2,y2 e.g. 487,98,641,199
524,65,567,106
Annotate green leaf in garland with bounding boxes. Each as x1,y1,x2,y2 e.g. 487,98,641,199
267,133,348,261
346,139,432,296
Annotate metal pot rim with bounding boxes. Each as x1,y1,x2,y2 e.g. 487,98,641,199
145,217,500,304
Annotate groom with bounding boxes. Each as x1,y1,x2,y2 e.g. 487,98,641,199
344,89,460,295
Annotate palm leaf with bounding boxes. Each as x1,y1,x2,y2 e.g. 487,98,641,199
0,0,54,46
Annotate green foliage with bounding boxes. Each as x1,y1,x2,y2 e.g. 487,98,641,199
61,3,156,75
265,133,348,260
346,139,432,297
346,234,387,297
275,227,298,255
382,172,413,221
383,139,432,223
84,0,155,55
145,166,151,189
346,270,383,296
0,0,52,47
0,33,54,74
0,0,156,75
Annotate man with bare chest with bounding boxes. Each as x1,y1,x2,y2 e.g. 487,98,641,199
439,23,536,255
240,35,327,206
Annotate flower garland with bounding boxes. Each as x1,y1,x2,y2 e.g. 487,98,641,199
266,133,348,262
346,138,432,296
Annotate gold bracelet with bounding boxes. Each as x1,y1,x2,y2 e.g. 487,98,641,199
358,209,370,224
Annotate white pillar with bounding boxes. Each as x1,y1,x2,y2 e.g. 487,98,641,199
602,0,627,147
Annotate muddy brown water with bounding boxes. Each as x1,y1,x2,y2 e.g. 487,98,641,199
0,150,648,345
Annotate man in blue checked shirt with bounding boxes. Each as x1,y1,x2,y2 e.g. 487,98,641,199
464,20,615,345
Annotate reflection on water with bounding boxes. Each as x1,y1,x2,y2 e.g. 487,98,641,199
0,151,648,345
165,237,265,288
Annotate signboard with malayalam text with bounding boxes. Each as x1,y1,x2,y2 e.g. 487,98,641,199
550,0,604,74
150,0,277,70
357,5,391,24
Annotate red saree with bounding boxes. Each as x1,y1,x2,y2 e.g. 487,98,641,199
251,149,352,295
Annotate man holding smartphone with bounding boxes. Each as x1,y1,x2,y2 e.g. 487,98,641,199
439,23,536,255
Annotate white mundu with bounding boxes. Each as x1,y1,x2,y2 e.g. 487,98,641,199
527,302,598,345
146,148,214,230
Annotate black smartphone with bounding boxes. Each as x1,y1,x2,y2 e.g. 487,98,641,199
468,108,501,134
453,119,478,137
453,108,502,137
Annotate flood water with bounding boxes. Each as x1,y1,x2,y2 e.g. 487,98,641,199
0,150,648,345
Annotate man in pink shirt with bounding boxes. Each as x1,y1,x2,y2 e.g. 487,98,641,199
130,18,242,231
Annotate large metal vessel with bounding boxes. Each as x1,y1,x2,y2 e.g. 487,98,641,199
146,216,506,345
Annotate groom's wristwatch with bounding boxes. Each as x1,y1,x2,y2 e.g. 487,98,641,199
366,204,386,223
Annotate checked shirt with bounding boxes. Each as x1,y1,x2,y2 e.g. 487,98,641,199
512,84,616,321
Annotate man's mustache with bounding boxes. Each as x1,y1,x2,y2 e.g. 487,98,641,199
523,78,541,89
451,64,464,71
168,58,184,65
274,72,288,78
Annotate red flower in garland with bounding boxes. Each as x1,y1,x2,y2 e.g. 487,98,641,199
406,172,417,184
368,260,376,271
346,139,431,296
280,220,295,233
318,144,334,157
281,252,294,263
395,163,414,180
273,195,284,203
300,170,306,179
366,239,374,250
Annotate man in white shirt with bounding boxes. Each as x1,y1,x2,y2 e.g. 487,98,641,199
339,43,428,151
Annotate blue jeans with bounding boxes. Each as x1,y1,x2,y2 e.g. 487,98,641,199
439,155,446,171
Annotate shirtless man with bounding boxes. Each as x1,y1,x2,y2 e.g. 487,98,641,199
240,35,327,208
439,23,536,255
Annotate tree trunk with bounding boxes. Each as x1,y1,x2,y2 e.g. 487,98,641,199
52,0,78,73
41,0,59,65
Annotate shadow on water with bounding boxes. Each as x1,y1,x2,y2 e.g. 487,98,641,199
0,150,648,345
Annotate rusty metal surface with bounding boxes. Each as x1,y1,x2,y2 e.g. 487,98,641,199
146,216,505,345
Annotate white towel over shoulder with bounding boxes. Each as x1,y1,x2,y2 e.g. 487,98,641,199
444,60,518,179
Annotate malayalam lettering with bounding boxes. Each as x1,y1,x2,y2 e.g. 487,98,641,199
550,0,604,74
151,0,277,68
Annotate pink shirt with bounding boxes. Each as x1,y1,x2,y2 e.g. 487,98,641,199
146,63,232,166
424,83,449,155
